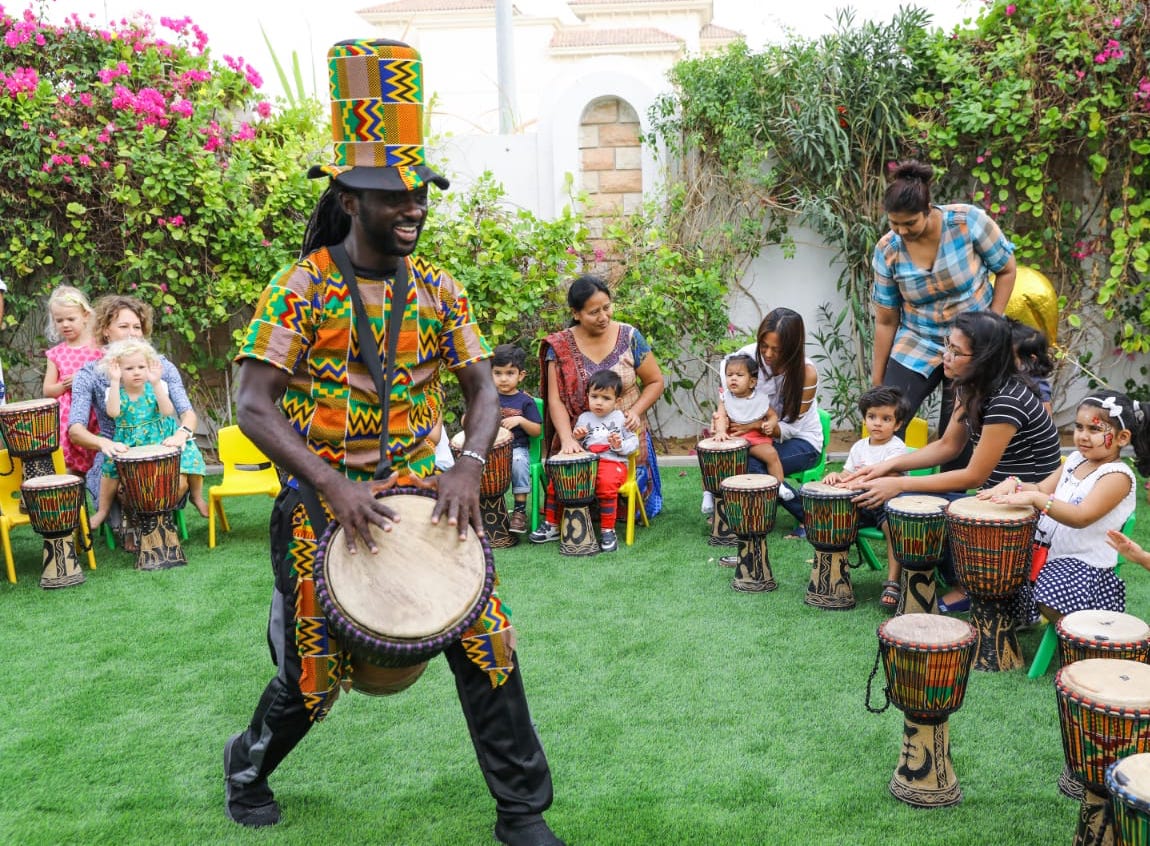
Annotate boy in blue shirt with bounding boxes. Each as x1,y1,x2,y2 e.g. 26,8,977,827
492,344,543,533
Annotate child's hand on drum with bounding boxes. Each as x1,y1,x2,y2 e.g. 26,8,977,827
822,472,842,486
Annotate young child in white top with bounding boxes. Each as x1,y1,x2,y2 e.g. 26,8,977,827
823,386,909,610
712,353,783,483
984,390,1150,621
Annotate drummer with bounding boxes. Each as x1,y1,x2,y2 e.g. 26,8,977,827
222,40,562,846
844,311,1061,612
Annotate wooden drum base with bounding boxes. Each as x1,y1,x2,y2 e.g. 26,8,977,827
708,496,738,547
898,564,940,615
1075,787,1116,846
805,550,856,610
731,536,776,593
970,595,1023,671
481,494,517,549
559,504,598,556
889,715,962,808
1060,764,1086,800
39,534,85,589
135,513,186,570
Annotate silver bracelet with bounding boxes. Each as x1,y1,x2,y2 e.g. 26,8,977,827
459,449,486,466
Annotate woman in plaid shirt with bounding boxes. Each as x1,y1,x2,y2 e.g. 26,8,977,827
871,161,1017,467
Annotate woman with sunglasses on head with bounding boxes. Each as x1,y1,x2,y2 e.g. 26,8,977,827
872,161,1017,462
843,310,1061,610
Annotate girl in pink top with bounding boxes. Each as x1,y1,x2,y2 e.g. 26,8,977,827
42,285,102,474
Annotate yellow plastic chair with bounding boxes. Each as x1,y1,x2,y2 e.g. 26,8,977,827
0,448,97,584
208,425,282,548
617,450,649,546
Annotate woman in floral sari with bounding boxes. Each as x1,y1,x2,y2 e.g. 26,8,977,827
531,276,664,541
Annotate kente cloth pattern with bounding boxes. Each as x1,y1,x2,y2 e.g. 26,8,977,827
461,593,517,688
101,383,207,478
319,40,428,189
872,203,1014,377
237,246,491,482
540,324,663,516
45,342,103,473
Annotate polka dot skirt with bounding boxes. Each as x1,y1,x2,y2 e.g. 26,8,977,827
1033,557,1126,616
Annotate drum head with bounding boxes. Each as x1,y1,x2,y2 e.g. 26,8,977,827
947,496,1033,522
887,495,950,516
450,428,512,450
1060,610,1150,644
1058,659,1150,708
0,397,57,413
118,444,180,461
325,494,487,640
881,612,975,647
696,436,748,452
721,473,778,492
800,481,856,498
21,473,83,490
1110,753,1150,805
547,451,595,464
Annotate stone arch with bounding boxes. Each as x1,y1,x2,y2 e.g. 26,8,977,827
578,95,643,277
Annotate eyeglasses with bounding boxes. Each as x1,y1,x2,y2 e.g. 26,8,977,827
943,343,972,358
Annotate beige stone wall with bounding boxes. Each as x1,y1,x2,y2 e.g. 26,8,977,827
579,96,643,278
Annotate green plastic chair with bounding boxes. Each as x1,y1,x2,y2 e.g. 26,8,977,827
1027,512,1137,679
528,397,545,532
853,424,934,572
786,408,831,489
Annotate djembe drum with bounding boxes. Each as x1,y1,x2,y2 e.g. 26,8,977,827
0,397,60,480
114,444,185,570
945,497,1036,672
314,487,495,696
801,481,860,610
696,436,749,547
1056,611,1150,802
1108,753,1150,846
886,495,949,615
547,452,599,556
21,473,87,589
450,428,516,548
1057,659,1150,845
721,473,779,593
869,613,977,807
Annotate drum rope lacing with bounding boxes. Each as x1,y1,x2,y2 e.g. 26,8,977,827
864,646,892,714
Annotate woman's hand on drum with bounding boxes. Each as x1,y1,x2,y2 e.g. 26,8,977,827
99,437,128,458
559,435,583,455
321,475,401,555
839,459,894,487
432,460,485,541
851,475,905,509
977,477,1019,501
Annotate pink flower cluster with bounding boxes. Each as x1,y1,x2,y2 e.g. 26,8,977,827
1136,77,1150,112
97,61,131,84
157,216,185,228
4,7,47,47
109,84,198,127
1071,239,1096,261
222,54,263,89
0,65,38,96
159,17,209,53
1005,4,1016,16
1095,39,1124,65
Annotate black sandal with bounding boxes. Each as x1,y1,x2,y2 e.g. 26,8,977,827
880,580,901,610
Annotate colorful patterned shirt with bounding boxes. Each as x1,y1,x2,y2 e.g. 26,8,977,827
237,247,491,481
872,203,1015,377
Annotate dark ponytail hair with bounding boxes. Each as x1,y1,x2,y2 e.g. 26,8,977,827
883,160,934,215
301,182,354,258
952,311,1017,432
756,307,807,422
1080,391,1150,477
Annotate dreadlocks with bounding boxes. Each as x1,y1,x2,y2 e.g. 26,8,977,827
300,182,354,258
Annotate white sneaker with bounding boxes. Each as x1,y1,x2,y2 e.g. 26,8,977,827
701,491,715,515
779,484,795,501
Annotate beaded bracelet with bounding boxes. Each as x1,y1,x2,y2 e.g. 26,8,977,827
459,449,486,466
1042,496,1055,515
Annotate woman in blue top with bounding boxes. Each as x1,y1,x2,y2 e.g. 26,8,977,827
871,161,1017,459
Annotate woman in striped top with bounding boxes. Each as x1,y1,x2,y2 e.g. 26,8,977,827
844,311,1061,608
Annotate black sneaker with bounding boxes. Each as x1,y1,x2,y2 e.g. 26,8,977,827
529,522,559,543
224,733,281,828
494,816,565,846
599,529,618,552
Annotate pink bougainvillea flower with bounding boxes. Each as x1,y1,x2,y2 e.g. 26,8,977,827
1005,4,1016,16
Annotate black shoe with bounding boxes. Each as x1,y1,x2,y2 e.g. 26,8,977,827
494,816,565,846
224,733,281,828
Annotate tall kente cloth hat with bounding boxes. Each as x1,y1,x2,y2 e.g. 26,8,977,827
308,39,448,191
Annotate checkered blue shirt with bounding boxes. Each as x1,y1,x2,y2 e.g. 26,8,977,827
872,203,1014,377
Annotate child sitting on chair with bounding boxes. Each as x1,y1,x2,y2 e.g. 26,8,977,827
533,370,637,553
491,344,542,534
823,386,909,610
89,339,208,529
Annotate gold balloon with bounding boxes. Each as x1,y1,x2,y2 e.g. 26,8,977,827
991,265,1058,343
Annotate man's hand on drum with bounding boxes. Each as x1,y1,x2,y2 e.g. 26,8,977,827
320,475,400,555
431,459,485,541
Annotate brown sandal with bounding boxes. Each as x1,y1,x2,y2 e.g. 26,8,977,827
880,580,901,610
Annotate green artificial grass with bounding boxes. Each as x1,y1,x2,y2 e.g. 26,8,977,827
3,466,1150,844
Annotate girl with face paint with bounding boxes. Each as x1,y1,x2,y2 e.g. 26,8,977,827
980,390,1150,623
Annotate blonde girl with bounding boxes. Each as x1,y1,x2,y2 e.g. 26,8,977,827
89,339,209,529
42,285,102,474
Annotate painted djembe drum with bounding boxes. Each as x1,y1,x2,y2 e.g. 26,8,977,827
886,495,949,616
1108,753,1150,846
0,397,60,480
314,488,495,696
547,452,599,556
451,428,516,548
721,473,779,593
945,497,1036,672
873,613,977,808
21,473,86,589
696,436,749,547
1056,611,1150,801
801,481,860,610
114,444,185,570
1056,659,1150,846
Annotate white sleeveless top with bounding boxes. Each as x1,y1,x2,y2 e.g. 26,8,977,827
726,344,823,452
1041,452,1136,569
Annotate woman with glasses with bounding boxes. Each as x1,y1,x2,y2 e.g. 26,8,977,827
871,161,1017,464
844,311,1060,610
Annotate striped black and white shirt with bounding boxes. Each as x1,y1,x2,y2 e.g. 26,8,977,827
967,377,1061,487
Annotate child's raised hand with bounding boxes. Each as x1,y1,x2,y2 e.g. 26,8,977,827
147,358,164,384
572,426,588,439
1107,530,1147,564
608,431,622,450
107,360,121,381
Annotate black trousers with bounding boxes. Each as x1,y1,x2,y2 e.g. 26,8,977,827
224,489,554,819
